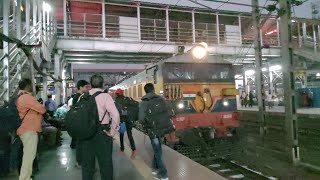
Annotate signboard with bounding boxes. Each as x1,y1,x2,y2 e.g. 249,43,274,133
67,82,76,88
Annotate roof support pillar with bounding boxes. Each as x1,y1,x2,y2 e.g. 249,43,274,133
102,0,106,38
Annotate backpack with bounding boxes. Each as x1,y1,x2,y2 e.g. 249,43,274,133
65,92,108,140
0,93,29,133
116,96,139,123
143,96,175,137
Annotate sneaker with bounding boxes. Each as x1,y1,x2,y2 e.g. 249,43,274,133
154,174,169,180
151,169,158,175
130,150,137,159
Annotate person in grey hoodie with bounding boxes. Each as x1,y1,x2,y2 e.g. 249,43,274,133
139,83,170,180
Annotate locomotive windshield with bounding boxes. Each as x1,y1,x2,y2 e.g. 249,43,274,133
163,63,235,83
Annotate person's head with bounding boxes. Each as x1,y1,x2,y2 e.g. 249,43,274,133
90,74,104,89
77,80,90,93
115,88,124,97
144,83,155,94
19,79,33,92
47,94,52,99
196,91,202,96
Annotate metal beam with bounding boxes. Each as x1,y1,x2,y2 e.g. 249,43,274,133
16,0,22,39
66,58,159,63
56,39,281,55
54,53,61,105
26,0,31,33
166,7,170,42
63,0,67,36
252,0,266,137
33,0,37,27
102,0,106,38
3,0,10,101
64,54,169,60
279,0,299,165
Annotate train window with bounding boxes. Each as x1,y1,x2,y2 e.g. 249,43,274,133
133,86,137,98
163,63,234,83
138,84,143,97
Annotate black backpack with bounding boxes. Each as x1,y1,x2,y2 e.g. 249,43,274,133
143,96,175,137
65,92,108,140
116,96,139,123
0,93,29,134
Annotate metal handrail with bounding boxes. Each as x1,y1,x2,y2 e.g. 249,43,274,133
0,65,8,75
10,70,20,85
0,88,8,100
9,60,20,74
1,77,8,86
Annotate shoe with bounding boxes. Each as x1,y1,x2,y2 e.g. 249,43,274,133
131,150,137,159
75,162,81,169
151,170,158,175
154,174,169,180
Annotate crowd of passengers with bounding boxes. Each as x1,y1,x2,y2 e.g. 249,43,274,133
1,74,173,180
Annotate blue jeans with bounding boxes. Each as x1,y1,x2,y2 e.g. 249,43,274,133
150,137,167,178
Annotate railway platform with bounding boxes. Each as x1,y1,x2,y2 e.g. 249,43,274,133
2,130,226,180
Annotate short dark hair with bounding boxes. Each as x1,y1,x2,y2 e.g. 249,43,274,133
144,83,154,93
90,74,104,88
77,80,89,90
48,94,52,99
18,79,32,90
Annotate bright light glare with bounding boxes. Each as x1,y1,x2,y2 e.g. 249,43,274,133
43,2,51,12
316,73,320,78
177,103,184,109
223,101,229,106
245,69,255,76
192,42,208,60
269,65,282,71
262,68,267,72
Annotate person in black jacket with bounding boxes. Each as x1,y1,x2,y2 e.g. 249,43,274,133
70,80,90,168
115,88,137,159
139,83,172,180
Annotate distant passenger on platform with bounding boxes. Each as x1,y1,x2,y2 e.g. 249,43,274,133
240,91,246,107
45,94,57,117
266,92,274,109
16,79,46,180
70,80,90,169
248,91,254,107
139,83,174,180
81,75,120,180
115,88,137,159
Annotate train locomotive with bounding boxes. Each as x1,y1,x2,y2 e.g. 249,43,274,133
113,49,240,145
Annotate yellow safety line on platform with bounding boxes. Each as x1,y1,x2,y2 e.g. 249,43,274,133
113,135,155,180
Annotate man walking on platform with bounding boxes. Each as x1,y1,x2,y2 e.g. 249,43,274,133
115,88,137,159
139,83,175,180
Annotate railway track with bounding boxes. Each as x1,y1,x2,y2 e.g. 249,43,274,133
173,139,277,180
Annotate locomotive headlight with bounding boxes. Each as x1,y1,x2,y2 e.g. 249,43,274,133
191,42,208,60
177,102,184,109
223,100,229,106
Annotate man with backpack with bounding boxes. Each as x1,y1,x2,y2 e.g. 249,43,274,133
115,88,138,159
139,83,175,180
66,75,120,180
16,79,46,180
69,80,90,169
